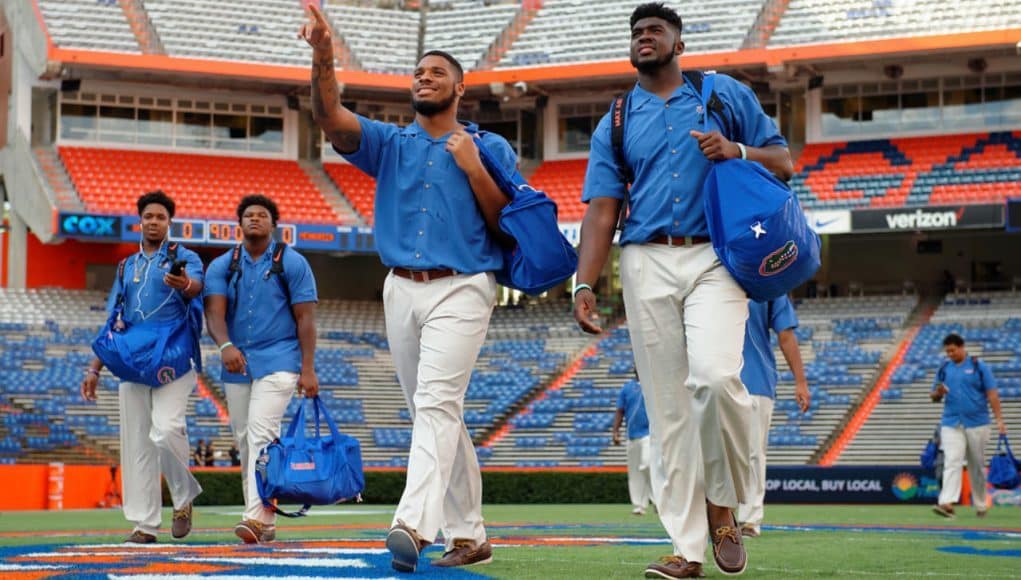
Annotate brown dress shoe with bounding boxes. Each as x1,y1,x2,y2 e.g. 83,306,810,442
645,556,705,578
172,503,192,539
933,504,956,519
125,530,157,544
709,511,747,575
740,524,760,538
432,539,493,568
234,519,276,544
386,519,430,573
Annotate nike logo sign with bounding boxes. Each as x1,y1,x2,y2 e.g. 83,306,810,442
814,218,840,228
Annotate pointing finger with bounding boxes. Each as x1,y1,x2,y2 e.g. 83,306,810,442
308,3,327,24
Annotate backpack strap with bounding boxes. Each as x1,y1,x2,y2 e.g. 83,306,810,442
114,257,129,310
972,356,984,389
166,242,179,263
270,244,292,306
936,360,950,384
610,90,633,232
683,70,734,140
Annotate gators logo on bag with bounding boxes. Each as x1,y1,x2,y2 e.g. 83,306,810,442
156,367,177,385
758,241,798,277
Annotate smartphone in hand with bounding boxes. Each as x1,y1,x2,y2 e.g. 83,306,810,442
169,260,187,276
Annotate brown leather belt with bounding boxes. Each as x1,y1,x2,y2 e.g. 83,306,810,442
392,267,457,282
647,235,711,247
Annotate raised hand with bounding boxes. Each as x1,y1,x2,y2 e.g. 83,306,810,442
299,3,333,51
445,128,482,174
690,130,740,161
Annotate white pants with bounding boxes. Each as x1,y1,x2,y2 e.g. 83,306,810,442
225,371,298,525
627,435,656,510
119,370,202,536
938,424,991,510
621,243,755,563
384,270,495,550
737,395,775,531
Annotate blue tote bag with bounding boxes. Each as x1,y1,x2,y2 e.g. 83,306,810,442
698,73,821,301
255,396,365,517
470,129,578,295
988,434,1020,490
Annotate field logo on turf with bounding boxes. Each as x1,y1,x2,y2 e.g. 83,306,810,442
891,472,918,500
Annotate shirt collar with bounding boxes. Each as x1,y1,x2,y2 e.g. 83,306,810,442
241,240,277,265
403,120,480,141
137,241,170,262
629,78,697,111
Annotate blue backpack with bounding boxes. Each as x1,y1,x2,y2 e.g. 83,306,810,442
471,128,578,295
255,396,364,517
611,71,820,301
91,243,203,387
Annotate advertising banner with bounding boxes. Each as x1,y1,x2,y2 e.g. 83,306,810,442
764,466,941,504
851,204,1005,233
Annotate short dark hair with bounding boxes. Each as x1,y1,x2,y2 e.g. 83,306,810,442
237,194,280,226
943,333,965,347
418,50,464,83
630,2,683,33
137,190,175,218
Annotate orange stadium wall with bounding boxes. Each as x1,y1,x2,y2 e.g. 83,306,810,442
26,237,136,289
0,464,116,510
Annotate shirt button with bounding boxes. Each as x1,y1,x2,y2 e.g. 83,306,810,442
424,183,431,189
673,173,679,178
415,252,421,259
673,220,679,226
674,197,680,202
665,103,670,108
418,231,424,236
421,207,427,212
667,125,673,131
671,149,677,154
427,161,433,166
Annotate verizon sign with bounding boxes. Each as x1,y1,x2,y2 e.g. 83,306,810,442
851,204,1004,233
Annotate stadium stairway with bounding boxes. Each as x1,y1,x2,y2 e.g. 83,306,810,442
118,0,165,55
322,162,376,224
478,0,543,71
741,0,791,49
816,296,940,465
298,161,363,226
32,146,85,212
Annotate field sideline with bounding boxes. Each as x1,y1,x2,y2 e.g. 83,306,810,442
0,504,1018,578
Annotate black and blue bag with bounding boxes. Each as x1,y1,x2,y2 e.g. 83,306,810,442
255,396,364,517
920,426,943,475
470,129,578,295
91,244,203,387
988,434,1020,490
696,72,821,301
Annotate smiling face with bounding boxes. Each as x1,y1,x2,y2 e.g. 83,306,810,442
629,16,683,74
241,204,274,240
140,203,170,245
411,54,464,117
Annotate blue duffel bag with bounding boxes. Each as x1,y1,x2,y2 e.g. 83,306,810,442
470,128,578,295
988,434,1020,490
255,396,364,517
697,72,821,301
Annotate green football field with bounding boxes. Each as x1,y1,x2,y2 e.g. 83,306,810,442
0,503,1018,578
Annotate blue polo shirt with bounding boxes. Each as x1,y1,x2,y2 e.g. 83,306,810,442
617,379,650,440
582,73,787,244
741,296,798,399
204,242,318,382
933,357,997,429
338,117,517,273
106,242,204,326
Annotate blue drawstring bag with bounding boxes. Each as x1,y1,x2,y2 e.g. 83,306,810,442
698,73,821,301
920,426,943,476
256,396,364,517
988,434,1020,490
92,249,203,387
469,128,578,295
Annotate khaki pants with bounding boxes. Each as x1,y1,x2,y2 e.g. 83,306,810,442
225,371,298,525
621,243,755,563
384,270,495,550
119,370,203,536
938,424,991,510
737,395,775,531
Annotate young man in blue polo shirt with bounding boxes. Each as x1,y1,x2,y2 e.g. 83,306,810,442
302,4,514,572
612,378,663,515
736,296,810,537
80,191,204,544
204,194,319,544
931,333,1007,519
573,3,793,577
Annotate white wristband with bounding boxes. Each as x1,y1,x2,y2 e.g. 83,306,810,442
736,142,747,160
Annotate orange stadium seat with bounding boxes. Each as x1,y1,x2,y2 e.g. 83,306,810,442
59,147,341,224
322,163,378,224
529,159,589,222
